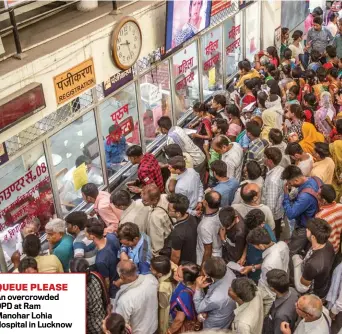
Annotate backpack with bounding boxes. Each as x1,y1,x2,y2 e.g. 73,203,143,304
299,176,323,215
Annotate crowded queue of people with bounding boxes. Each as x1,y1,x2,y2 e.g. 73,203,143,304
10,5,342,334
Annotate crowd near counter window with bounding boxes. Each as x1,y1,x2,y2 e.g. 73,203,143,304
139,62,172,148
172,42,200,122
223,12,243,79
245,2,260,61
49,110,103,216
201,26,223,101
99,84,140,179
0,144,55,265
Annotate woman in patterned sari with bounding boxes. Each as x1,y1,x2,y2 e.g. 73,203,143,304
330,119,342,202
70,258,108,334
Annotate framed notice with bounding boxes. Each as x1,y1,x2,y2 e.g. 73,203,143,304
53,58,96,105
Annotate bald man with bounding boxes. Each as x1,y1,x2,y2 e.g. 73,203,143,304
141,184,172,256
280,294,331,334
196,191,222,268
113,260,158,334
232,183,275,230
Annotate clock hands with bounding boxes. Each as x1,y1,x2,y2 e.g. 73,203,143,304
119,40,133,58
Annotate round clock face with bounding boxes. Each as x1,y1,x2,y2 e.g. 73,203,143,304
113,17,142,70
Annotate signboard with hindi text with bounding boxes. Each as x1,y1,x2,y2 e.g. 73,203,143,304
211,0,232,16
53,58,96,105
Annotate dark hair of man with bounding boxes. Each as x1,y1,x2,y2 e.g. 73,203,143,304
328,67,339,79
70,257,89,273
214,135,230,149
157,116,172,130
65,211,87,231
117,222,140,241
316,66,326,82
231,277,257,302
18,257,38,273
313,6,323,16
85,218,105,239
105,313,127,334
314,142,330,159
126,145,143,157
181,262,200,284
264,147,282,166
292,30,303,41
205,191,221,209
203,257,227,280
226,104,240,118
213,94,227,108
320,184,336,204
330,12,338,22
111,189,132,207
310,50,321,64
219,207,236,229
75,155,92,168
313,16,323,25
283,48,292,60
23,234,41,257
303,92,317,106
289,104,304,119
266,269,290,294
337,119,342,135
240,183,258,204
245,209,266,230
269,128,284,145
167,193,189,215
211,160,227,177
246,160,262,180
193,102,201,112
257,91,268,108
213,118,229,134
307,218,332,244
164,144,183,158
247,226,272,245
246,121,261,138
168,155,186,171
151,256,171,276
326,45,337,59
285,142,303,156
238,59,252,72
281,165,303,181
81,183,99,199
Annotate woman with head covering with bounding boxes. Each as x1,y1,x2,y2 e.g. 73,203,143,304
315,91,336,138
299,122,325,155
330,119,342,201
261,109,278,142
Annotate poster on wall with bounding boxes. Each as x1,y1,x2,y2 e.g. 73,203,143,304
274,26,282,55
211,0,232,16
165,0,212,53
103,68,133,97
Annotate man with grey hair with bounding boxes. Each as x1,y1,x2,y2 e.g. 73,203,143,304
45,218,73,272
280,294,331,334
113,260,158,334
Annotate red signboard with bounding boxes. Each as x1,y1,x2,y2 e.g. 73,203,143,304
211,0,232,16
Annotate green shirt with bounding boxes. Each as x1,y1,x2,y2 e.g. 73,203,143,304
52,234,74,272
208,148,220,176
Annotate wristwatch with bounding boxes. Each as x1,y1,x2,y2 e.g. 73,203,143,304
251,265,256,273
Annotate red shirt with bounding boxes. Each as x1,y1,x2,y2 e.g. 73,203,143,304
138,153,164,192
323,62,334,70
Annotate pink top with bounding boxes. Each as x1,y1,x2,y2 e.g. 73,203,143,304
227,122,242,137
304,14,314,36
94,191,122,232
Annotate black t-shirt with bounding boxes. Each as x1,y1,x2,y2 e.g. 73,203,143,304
302,242,335,298
170,215,198,264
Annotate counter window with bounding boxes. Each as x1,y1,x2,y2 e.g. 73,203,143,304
49,110,104,215
245,2,260,61
139,62,172,148
0,144,55,264
99,83,139,178
172,42,200,122
201,26,223,101
223,13,243,79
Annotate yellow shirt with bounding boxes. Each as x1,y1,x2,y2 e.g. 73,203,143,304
158,271,173,334
311,157,336,185
35,255,64,273
236,69,261,89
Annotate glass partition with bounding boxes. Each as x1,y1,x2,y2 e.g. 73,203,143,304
223,12,243,79
172,42,200,122
139,62,172,148
0,144,55,264
201,26,223,101
49,110,104,215
245,3,260,61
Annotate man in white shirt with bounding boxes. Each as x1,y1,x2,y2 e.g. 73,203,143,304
113,260,158,334
157,116,206,181
196,191,222,268
168,156,204,217
233,183,275,230
285,143,313,177
212,135,244,180
246,227,289,316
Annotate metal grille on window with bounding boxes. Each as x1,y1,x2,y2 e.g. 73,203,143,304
209,0,239,27
95,84,105,101
5,90,93,157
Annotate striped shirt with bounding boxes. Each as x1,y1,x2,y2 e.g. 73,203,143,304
73,230,97,265
316,202,342,253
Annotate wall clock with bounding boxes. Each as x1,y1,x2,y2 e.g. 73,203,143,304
111,16,142,70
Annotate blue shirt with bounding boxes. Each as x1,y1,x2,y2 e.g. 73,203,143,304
52,234,74,272
283,177,321,228
213,178,239,207
127,233,152,275
104,137,126,167
95,233,120,298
